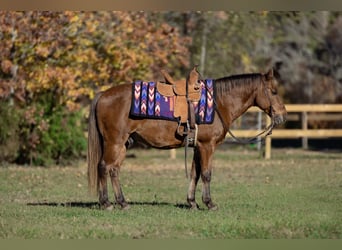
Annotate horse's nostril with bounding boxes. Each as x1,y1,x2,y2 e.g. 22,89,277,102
273,115,283,125
275,115,286,125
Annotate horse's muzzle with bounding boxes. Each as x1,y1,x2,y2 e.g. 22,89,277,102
273,114,287,126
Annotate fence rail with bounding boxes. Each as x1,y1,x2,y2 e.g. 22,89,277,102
229,104,342,159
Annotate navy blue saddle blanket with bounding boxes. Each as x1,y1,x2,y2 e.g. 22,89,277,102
130,79,215,124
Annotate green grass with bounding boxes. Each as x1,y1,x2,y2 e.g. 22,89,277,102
0,147,341,239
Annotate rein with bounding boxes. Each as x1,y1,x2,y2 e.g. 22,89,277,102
219,107,275,144
226,129,273,144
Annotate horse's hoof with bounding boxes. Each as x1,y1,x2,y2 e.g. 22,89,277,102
189,203,199,210
205,201,218,211
100,201,114,211
208,204,218,211
121,203,130,210
105,205,114,211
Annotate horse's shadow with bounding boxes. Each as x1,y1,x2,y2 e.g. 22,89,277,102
26,201,194,210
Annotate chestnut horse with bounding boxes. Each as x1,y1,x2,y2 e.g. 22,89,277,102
87,69,287,210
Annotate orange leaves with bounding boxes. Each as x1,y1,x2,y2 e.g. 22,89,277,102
1,60,13,74
0,11,192,165
0,11,191,112
35,44,50,58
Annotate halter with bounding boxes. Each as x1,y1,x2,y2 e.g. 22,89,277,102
211,75,275,144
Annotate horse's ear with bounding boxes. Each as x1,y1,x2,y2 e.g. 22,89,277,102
265,68,274,80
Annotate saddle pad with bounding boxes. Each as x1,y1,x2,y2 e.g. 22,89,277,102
130,79,215,124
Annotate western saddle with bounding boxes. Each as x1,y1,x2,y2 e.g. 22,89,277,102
156,66,201,146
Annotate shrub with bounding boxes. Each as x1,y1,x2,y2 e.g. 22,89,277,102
0,101,20,163
39,107,87,165
16,104,87,166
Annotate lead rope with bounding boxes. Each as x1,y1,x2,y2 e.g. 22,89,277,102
226,118,274,144
212,101,273,145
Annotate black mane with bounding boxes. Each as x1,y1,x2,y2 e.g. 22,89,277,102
214,73,262,96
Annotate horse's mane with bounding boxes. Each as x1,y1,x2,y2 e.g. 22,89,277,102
214,73,262,96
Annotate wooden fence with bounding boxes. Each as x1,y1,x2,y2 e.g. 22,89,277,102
229,104,342,159
169,104,342,160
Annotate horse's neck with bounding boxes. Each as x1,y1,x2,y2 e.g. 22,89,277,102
218,88,256,125
232,96,255,120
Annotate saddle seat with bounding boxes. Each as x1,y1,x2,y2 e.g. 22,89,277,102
156,67,201,123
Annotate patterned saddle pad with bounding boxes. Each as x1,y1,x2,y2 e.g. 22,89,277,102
130,79,215,124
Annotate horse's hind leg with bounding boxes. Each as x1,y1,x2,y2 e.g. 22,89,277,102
105,143,129,209
98,160,113,210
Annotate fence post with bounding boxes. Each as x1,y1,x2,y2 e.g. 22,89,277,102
170,148,176,159
265,115,272,159
257,111,262,151
301,111,308,149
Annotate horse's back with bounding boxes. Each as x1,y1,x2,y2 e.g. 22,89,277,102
99,83,132,103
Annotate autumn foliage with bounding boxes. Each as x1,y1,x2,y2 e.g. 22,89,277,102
0,11,191,165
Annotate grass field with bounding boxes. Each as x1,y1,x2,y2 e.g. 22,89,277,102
0,147,341,239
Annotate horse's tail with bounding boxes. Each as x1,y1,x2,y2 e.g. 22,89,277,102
87,92,103,195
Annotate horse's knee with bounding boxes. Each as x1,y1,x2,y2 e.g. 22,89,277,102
201,170,211,182
109,167,120,178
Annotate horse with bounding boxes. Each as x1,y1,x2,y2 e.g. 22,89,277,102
87,68,287,210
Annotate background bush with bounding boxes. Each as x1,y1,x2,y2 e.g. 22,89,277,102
0,99,86,166
0,101,20,163
16,103,87,166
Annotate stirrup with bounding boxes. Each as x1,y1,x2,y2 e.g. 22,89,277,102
185,123,198,147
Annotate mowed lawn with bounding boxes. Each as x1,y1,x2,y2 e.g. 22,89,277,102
0,147,341,239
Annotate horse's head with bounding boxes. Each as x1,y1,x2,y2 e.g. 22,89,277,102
255,69,287,126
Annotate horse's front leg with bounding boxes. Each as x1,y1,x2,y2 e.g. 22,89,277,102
199,143,218,210
187,147,201,209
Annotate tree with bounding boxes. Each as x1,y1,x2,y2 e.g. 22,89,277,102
0,11,191,165
267,11,342,104
169,11,342,104
0,11,191,110
163,11,271,77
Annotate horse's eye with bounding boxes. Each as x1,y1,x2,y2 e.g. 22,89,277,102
271,89,277,95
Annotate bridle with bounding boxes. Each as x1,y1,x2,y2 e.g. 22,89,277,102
206,75,276,144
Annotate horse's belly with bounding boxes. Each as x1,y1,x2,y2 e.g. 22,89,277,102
132,120,183,149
